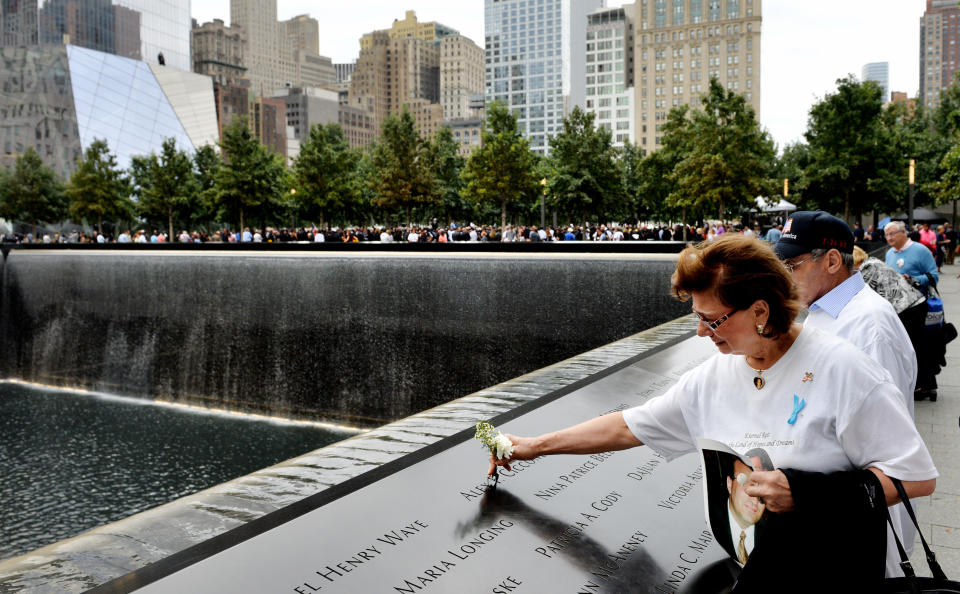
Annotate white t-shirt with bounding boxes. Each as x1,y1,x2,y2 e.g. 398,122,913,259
622,326,937,575
805,276,916,417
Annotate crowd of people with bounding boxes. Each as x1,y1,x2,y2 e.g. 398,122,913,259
0,219,825,245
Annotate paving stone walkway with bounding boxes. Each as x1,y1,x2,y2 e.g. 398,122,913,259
909,259,960,578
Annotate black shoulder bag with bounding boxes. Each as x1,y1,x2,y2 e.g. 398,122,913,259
883,477,960,593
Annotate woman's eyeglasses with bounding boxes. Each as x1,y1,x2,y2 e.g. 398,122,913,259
693,309,735,331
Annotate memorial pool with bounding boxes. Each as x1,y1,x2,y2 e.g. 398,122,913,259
0,382,354,561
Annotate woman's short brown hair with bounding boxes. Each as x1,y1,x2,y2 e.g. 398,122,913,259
672,234,802,338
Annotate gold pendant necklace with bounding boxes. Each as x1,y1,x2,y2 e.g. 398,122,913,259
747,363,766,390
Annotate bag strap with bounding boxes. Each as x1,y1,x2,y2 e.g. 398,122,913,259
885,505,916,579
889,476,948,581
926,273,941,295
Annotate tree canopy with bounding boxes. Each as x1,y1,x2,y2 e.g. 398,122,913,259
462,101,540,233
66,139,133,235
0,147,66,236
209,118,288,234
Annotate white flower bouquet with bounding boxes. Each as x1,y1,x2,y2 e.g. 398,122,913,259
475,421,514,460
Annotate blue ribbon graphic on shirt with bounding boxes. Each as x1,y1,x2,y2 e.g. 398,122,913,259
787,394,805,425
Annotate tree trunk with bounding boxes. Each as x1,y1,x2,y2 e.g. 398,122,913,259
168,209,174,242
843,191,850,223
239,207,245,242
98,216,103,238
501,199,507,237
682,207,688,242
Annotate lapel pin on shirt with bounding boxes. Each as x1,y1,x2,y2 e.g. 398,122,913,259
802,372,814,383
788,394,806,425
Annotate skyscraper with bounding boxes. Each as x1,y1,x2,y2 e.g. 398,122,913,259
230,0,282,93
484,0,603,155
634,0,761,152
584,4,634,149
1,0,38,46
920,0,960,110
349,31,442,138
862,62,889,103
3,0,192,71
440,35,485,121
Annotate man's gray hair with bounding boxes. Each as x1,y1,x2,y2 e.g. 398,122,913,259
811,248,855,273
884,220,906,234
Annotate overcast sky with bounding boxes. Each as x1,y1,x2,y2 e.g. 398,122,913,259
192,0,926,152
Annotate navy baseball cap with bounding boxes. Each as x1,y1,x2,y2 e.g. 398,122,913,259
774,211,854,260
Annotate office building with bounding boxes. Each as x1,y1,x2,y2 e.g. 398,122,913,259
192,19,247,86
0,45,217,179
1,0,38,46
360,10,458,50
335,62,356,84
440,35,485,121
920,0,960,109
585,4,635,148
33,0,191,71
862,61,889,103
229,1,333,95
230,0,282,93
484,0,603,155
634,0,761,152
349,31,440,133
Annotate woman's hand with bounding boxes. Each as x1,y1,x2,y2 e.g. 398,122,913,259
487,434,538,475
743,469,795,513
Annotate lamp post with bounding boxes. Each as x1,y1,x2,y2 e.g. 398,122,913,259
540,178,547,229
908,159,915,230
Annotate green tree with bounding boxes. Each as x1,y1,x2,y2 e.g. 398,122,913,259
666,79,774,223
291,122,359,227
66,139,133,235
423,126,469,223
192,144,221,228
547,107,625,223
370,109,435,225
0,147,67,238
802,77,900,221
131,138,198,239
462,101,540,233
771,142,812,209
209,118,287,235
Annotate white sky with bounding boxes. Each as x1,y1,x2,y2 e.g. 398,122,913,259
191,0,926,152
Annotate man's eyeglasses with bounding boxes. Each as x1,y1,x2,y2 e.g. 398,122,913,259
783,256,815,272
693,309,736,331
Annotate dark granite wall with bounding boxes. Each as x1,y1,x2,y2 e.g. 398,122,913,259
1,252,687,425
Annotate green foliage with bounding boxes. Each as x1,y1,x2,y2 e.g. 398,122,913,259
802,77,901,221
423,126,469,223
664,79,774,221
66,139,134,235
209,117,288,233
292,122,360,227
0,147,67,234
771,142,811,208
131,138,198,238
547,107,625,223
193,144,221,198
462,101,540,232
370,109,435,225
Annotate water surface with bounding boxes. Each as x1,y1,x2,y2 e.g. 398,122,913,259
0,383,353,561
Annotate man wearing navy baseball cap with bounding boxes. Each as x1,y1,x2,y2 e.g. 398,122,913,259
774,211,915,412
776,210,921,567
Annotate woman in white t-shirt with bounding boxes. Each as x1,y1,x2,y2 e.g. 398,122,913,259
487,234,937,587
